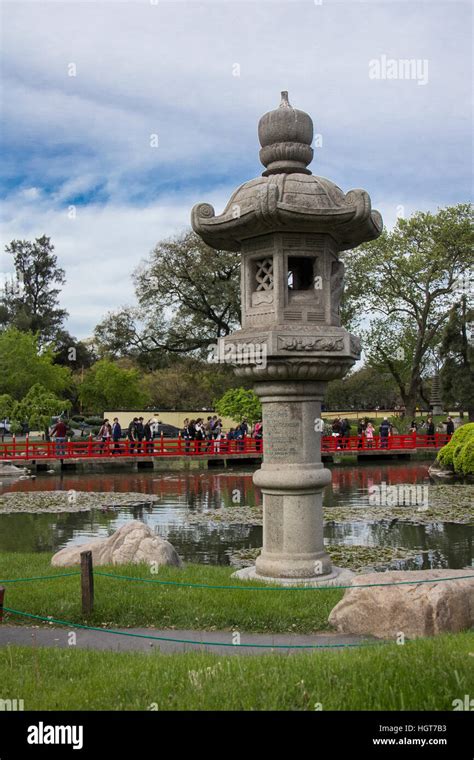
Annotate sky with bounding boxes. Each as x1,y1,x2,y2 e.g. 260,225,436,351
0,0,472,339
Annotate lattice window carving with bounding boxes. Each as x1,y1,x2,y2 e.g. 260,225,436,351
255,257,274,291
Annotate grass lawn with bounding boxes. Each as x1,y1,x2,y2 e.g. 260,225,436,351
0,633,472,710
0,552,343,633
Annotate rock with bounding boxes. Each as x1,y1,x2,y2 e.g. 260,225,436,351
428,462,454,480
0,462,28,477
51,520,182,568
328,569,474,639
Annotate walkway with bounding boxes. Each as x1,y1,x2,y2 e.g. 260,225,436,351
0,625,374,656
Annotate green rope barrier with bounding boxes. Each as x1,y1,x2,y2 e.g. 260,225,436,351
0,572,81,584
1,605,385,650
0,569,472,591
93,570,474,592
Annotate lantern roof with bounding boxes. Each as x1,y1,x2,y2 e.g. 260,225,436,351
192,92,383,251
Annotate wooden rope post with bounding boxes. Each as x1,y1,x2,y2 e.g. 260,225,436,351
80,550,94,616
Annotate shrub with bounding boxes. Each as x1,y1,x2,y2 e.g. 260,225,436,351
436,422,474,475
84,417,103,426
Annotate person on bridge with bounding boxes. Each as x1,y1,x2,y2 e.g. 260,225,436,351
445,416,455,437
253,419,263,452
127,417,138,452
112,418,122,454
365,421,375,447
195,418,205,452
332,417,342,449
426,416,435,446
98,419,112,452
135,418,145,453
51,418,68,456
144,419,153,453
379,417,390,449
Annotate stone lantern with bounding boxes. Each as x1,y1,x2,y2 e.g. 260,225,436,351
192,92,383,584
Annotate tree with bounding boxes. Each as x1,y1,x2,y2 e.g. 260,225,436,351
94,231,241,365
343,204,473,418
215,388,261,424
439,296,474,420
139,358,242,410
11,384,70,434
0,393,13,421
0,328,71,399
0,236,67,343
51,330,97,370
324,366,401,410
78,359,150,413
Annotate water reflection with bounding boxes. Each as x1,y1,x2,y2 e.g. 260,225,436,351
0,461,471,569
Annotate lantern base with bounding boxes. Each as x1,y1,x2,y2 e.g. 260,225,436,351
231,565,355,587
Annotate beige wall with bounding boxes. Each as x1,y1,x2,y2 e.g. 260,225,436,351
103,410,238,431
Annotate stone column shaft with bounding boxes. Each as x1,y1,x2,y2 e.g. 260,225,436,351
253,382,331,579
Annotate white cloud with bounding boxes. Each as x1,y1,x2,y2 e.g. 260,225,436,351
0,0,471,336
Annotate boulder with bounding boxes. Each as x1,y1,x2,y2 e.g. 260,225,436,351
51,520,182,568
0,462,28,477
328,569,474,639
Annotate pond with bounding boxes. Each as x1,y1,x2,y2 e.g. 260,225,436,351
0,461,472,571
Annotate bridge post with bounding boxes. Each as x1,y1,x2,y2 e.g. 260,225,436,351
80,550,94,616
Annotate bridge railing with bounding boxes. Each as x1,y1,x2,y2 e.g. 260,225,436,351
0,435,264,460
321,433,451,452
0,432,450,461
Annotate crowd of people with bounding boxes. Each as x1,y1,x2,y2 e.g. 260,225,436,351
329,414,456,450
89,415,264,454
181,417,263,452
49,412,455,455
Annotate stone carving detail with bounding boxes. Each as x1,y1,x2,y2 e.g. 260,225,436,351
252,292,274,306
278,336,344,351
196,203,215,218
255,257,274,290
235,357,353,381
330,259,345,315
350,335,361,355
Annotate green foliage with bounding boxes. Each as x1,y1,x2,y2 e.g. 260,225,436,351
325,366,401,410
0,236,67,343
439,296,474,419
78,359,150,414
139,358,244,409
215,388,261,424
10,384,70,432
0,393,13,419
83,417,104,426
50,330,96,370
343,204,473,416
94,231,241,366
0,328,71,399
437,423,474,475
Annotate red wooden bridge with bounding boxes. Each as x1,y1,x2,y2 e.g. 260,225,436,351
0,433,450,462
